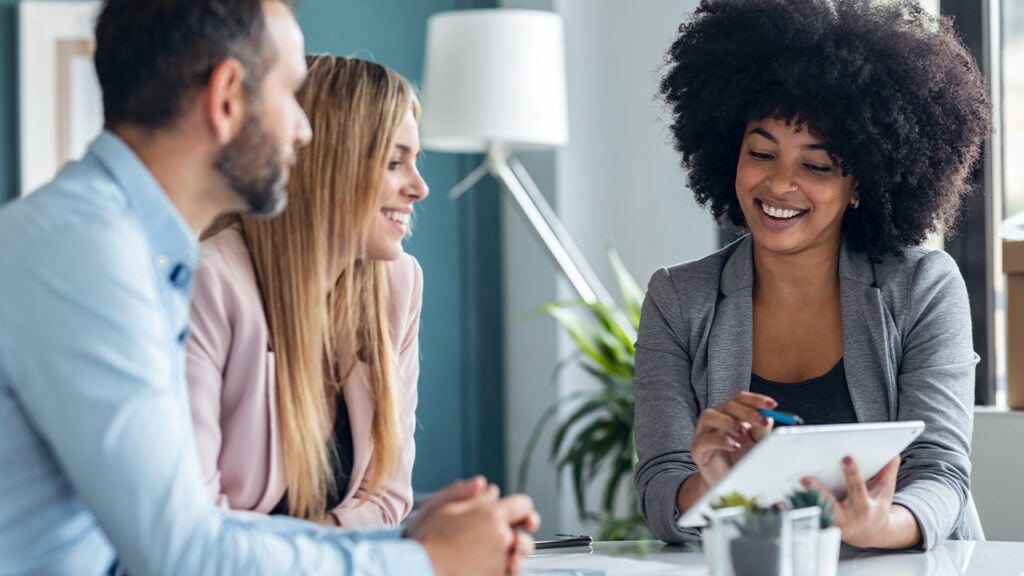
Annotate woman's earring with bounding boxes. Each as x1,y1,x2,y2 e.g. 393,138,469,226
850,197,860,210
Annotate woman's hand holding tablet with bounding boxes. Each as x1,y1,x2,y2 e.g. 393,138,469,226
677,420,926,530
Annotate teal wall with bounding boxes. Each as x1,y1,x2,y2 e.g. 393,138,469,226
0,0,504,493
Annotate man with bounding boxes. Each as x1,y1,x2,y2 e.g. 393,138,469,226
0,1,538,575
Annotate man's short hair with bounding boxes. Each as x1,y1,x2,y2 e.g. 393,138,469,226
94,0,296,129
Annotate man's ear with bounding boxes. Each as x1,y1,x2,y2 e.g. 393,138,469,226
205,58,249,145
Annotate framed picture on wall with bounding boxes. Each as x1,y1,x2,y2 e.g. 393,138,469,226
19,1,102,196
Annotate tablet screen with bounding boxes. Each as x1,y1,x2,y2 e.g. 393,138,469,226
676,420,925,528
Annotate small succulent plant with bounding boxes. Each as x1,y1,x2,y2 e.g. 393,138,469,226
785,487,836,529
708,491,783,538
710,491,759,511
737,505,784,538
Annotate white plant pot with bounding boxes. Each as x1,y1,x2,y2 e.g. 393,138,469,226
817,527,842,576
706,525,841,576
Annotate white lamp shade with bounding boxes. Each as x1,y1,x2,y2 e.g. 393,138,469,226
420,9,569,153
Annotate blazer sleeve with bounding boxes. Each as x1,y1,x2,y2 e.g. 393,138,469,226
633,267,703,543
328,255,422,527
890,250,977,550
185,245,236,508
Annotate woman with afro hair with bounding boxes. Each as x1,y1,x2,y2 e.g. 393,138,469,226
633,0,991,550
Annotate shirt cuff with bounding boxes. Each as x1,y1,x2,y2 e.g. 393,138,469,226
641,470,702,543
892,485,939,550
349,526,405,541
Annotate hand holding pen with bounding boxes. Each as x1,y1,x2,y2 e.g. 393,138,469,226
691,392,779,485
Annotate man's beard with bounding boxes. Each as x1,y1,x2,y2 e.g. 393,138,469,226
214,109,288,218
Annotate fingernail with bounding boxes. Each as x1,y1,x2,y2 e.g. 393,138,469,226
762,416,771,426
732,441,742,449
843,456,853,466
767,399,778,408
800,478,812,487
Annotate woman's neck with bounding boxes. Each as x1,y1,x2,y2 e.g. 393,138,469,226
752,241,841,305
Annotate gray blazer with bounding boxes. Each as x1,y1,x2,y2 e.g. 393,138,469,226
633,236,978,549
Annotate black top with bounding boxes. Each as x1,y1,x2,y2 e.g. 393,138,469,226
271,390,355,516
749,358,857,426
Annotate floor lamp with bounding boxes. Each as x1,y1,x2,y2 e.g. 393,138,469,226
420,9,618,312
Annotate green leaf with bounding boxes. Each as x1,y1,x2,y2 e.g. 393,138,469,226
579,363,634,395
545,305,618,375
589,302,636,357
519,399,599,491
569,447,588,516
550,398,608,459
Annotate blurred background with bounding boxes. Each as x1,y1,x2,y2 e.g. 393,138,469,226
4,0,1023,541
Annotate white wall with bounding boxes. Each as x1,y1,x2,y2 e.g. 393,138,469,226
972,408,1024,541
555,0,711,285
501,0,712,536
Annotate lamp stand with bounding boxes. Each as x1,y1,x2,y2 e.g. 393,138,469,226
449,144,634,337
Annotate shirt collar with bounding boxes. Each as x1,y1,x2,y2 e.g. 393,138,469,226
89,130,200,276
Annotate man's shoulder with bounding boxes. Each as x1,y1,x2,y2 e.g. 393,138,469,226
0,158,131,258
0,164,149,293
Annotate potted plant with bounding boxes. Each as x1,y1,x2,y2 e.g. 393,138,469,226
704,489,835,576
517,248,650,540
703,492,759,576
729,504,790,576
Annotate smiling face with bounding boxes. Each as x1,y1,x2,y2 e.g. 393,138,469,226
365,108,429,261
735,117,857,258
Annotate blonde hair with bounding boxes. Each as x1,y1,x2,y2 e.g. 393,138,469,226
206,55,420,520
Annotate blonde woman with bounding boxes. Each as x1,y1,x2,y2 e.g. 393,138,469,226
186,55,428,526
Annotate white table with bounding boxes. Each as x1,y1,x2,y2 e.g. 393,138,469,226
524,540,1024,575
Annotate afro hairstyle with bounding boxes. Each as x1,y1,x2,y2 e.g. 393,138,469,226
660,0,991,257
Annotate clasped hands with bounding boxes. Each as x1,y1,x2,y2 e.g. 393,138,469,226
403,476,541,576
693,392,917,549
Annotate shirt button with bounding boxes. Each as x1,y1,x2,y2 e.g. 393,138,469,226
178,327,190,344
169,264,191,288
155,255,170,269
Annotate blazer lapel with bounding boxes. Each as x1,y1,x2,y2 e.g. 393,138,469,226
707,237,754,408
839,243,897,422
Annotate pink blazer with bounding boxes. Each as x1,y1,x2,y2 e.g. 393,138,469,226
185,227,421,527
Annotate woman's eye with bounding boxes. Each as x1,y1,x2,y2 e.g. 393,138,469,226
804,163,832,173
748,150,772,160
387,161,401,171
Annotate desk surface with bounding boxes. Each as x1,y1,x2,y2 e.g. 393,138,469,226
525,539,1024,575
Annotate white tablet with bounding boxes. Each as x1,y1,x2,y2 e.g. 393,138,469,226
676,420,925,528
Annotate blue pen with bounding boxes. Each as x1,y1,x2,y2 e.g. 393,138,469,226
758,408,804,425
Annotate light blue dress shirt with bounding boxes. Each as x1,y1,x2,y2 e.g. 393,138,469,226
0,132,433,575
